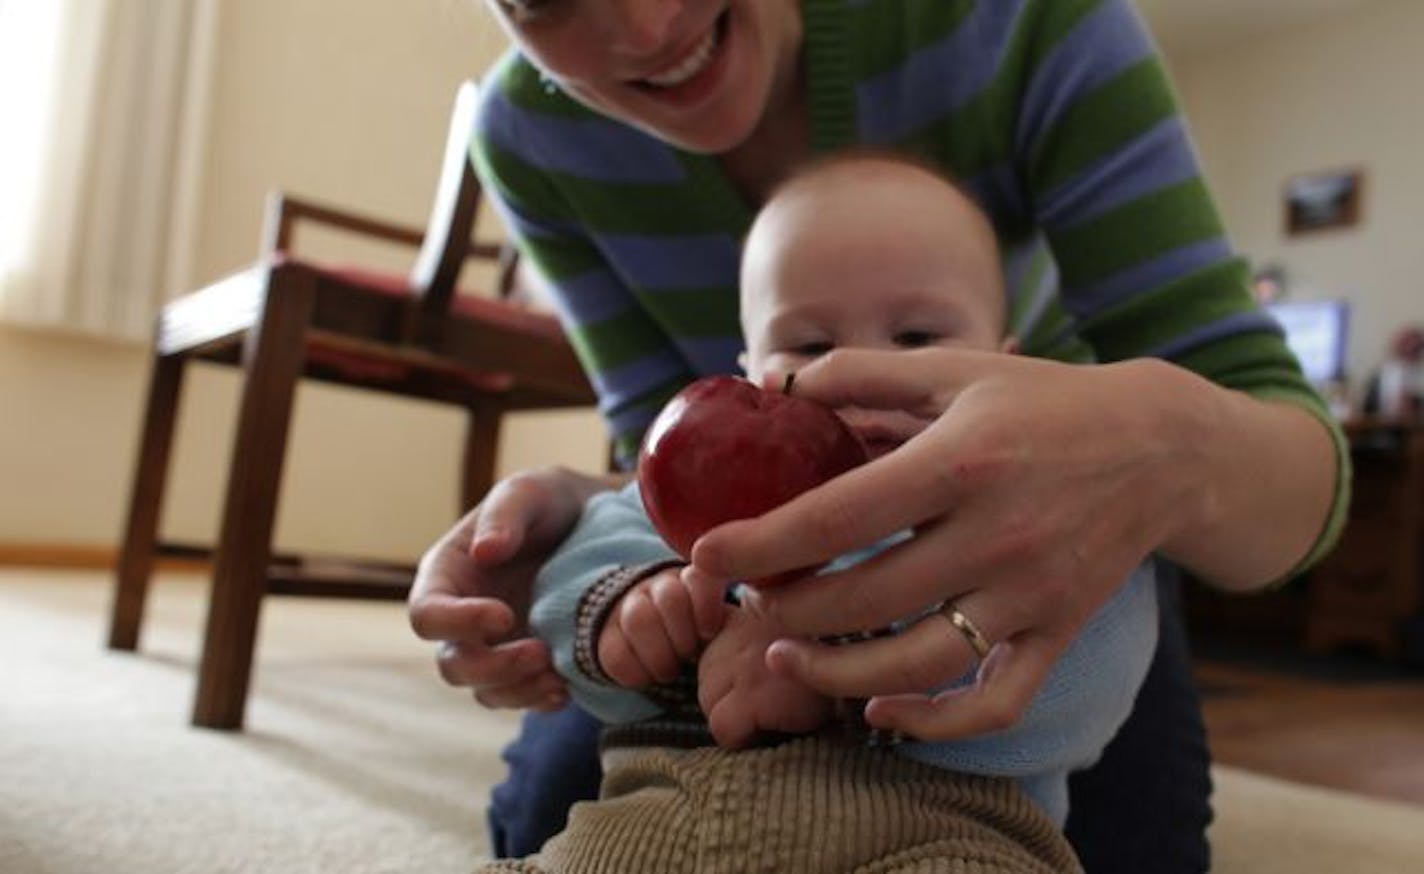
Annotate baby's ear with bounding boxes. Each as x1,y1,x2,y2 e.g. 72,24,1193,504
999,334,1021,355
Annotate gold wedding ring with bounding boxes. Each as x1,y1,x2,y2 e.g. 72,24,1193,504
941,602,992,659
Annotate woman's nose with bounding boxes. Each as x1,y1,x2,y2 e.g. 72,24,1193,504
606,0,682,55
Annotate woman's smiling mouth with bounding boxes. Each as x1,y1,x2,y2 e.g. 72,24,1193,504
633,11,729,97
643,24,719,87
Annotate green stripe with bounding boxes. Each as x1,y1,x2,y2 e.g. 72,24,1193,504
1029,59,1178,194
493,52,599,120
885,0,1103,180
1052,180,1227,285
613,382,687,461
1172,334,1307,391
1079,258,1253,362
896,91,1010,182
474,139,577,224
484,144,735,235
1020,0,1104,72
890,3,1036,180
854,0,976,79
571,310,676,375
518,234,608,284
641,289,742,339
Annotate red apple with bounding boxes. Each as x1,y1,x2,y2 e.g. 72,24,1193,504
637,375,869,562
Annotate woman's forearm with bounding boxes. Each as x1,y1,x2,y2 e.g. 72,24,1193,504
1134,359,1342,591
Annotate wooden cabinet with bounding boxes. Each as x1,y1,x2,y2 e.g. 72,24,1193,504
1303,421,1424,659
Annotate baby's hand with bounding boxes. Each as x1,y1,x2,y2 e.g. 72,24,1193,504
699,610,833,748
598,566,726,688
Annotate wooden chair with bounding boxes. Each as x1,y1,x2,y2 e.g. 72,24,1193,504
106,80,595,730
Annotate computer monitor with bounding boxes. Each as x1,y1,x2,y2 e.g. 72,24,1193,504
1266,299,1350,384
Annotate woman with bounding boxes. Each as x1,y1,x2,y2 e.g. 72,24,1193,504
410,1,1348,870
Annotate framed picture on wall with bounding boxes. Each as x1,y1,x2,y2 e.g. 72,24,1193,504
1284,168,1364,236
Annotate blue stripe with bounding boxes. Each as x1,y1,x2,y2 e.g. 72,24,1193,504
1038,117,1202,229
1001,236,1047,307
594,233,741,290
1064,238,1234,321
482,89,686,185
592,348,688,414
858,0,1028,144
1150,311,1284,360
486,190,587,250
609,405,661,453
964,162,1029,228
548,269,636,328
1016,255,1060,338
1015,0,1156,157
676,335,745,375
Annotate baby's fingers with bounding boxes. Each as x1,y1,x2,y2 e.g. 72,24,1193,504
680,564,730,641
597,624,653,689
647,571,702,659
705,693,757,749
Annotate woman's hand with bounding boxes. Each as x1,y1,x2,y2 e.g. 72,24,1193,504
688,347,1336,740
408,466,623,711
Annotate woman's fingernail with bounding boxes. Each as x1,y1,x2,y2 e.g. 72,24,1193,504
764,639,797,673
739,587,765,616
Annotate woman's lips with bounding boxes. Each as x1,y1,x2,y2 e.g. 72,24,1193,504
643,25,719,87
631,11,730,105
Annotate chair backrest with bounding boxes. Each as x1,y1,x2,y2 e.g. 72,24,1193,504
405,80,514,343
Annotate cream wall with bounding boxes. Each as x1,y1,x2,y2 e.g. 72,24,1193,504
1169,0,1424,396
5,0,1420,555
0,0,604,561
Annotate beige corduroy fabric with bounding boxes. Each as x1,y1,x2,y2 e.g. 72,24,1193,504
477,735,1081,874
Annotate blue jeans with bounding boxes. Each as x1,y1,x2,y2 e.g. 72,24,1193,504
487,574,1212,873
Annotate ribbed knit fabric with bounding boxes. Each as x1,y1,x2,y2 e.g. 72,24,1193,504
472,0,1349,573
474,736,1082,874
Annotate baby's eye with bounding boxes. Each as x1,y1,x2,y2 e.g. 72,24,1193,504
792,340,835,357
893,330,940,348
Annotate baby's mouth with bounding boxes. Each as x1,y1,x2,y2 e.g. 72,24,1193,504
836,409,932,459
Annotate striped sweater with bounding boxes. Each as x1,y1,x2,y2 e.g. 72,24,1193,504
472,0,1349,571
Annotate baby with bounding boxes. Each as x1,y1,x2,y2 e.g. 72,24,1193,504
482,154,1158,874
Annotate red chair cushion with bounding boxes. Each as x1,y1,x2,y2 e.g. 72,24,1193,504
297,262,571,390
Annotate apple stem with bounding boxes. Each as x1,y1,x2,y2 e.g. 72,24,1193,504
781,371,797,396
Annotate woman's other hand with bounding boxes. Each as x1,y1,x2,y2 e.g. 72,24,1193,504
689,347,1335,740
409,466,622,711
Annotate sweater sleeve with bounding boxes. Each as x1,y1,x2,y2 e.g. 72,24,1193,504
471,54,702,467
529,483,683,725
1012,0,1350,575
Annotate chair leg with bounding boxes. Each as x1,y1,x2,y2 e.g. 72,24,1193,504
192,268,315,730
108,353,187,651
461,400,504,512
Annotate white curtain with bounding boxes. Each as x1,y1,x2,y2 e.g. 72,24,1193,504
0,0,219,342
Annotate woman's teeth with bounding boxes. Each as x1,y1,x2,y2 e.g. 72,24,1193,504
644,28,718,88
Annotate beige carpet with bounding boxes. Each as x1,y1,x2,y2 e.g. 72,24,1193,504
3,569,1422,873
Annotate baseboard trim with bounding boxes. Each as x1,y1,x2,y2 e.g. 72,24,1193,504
0,542,210,572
